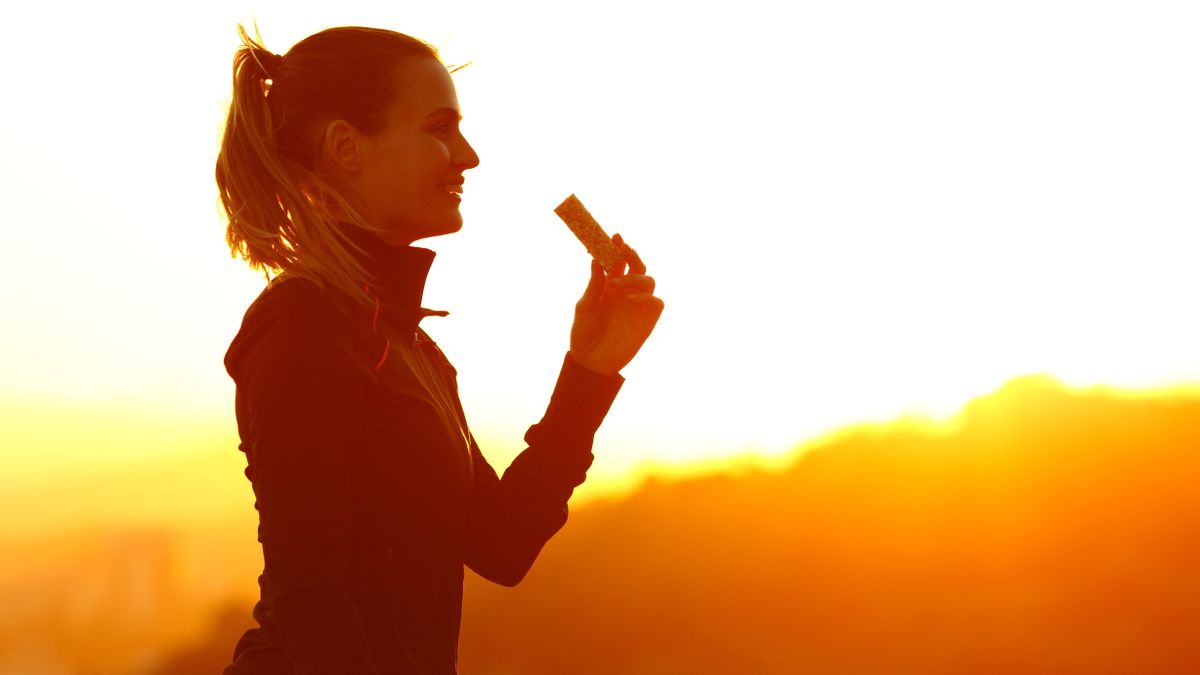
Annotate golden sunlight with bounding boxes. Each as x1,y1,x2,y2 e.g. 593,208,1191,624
2,0,1200,672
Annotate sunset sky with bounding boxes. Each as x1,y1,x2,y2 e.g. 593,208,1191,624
2,0,1199,501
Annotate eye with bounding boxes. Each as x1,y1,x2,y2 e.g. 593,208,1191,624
430,121,450,138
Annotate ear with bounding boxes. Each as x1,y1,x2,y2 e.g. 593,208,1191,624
319,119,363,175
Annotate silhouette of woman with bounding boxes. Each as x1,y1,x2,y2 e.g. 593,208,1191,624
215,25,663,674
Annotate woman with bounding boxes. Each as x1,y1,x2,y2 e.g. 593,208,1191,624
216,24,663,675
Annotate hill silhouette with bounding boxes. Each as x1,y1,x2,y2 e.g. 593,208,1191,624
456,376,1200,674
137,376,1200,673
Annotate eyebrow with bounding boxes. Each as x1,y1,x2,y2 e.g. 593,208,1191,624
425,107,463,121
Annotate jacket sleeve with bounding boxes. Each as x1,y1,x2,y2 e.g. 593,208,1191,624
234,290,380,674
464,352,623,586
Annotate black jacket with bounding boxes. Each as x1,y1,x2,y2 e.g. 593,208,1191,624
222,233,623,674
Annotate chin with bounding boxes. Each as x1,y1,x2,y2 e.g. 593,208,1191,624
434,217,464,236
412,220,463,244
442,212,465,234
384,208,464,243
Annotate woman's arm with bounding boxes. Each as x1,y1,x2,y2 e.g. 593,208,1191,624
465,236,662,584
231,284,380,674
464,353,622,585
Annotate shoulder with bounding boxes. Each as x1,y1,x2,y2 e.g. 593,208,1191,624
225,275,364,381
257,275,347,322
237,276,346,344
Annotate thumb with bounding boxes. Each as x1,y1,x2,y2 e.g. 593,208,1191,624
577,259,606,310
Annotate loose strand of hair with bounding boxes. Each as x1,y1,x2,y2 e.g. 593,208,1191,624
217,26,378,312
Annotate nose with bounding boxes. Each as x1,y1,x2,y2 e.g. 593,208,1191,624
454,131,480,171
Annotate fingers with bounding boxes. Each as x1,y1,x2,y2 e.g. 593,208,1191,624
607,274,663,320
613,233,647,275
577,259,606,311
628,292,664,308
604,258,628,278
627,292,666,322
608,274,655,295
627,290,664,306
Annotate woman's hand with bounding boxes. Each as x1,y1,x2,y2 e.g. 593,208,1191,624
569,234,665,376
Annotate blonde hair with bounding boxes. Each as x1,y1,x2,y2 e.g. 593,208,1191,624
215,24,441,308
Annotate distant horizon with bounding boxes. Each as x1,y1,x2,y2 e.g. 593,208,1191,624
6,370,1200,543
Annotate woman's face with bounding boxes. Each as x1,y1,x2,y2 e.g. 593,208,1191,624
349,56,480,245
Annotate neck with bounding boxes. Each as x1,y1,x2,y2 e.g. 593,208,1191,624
374,229,417,248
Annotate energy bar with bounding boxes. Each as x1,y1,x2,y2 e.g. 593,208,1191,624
554,194,624,270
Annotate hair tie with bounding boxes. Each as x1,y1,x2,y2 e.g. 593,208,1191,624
250,48,284,79
264,51,284,75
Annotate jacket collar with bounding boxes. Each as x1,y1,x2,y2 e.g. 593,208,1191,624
341,224,446,334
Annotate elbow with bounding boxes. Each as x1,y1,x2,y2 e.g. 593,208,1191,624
466,509,565,586
475,556,535,588
492,570,528,588
467,545,540,587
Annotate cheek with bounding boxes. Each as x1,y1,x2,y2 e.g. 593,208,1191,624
366,138,452,208
374,153,421,199
393,141,446,181
418,138,453,172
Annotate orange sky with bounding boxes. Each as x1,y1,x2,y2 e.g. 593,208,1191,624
8,371,1200,675
2,0,1200,498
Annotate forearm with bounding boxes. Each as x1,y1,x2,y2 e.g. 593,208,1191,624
465,352,623,584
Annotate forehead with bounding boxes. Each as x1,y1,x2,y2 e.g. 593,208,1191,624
387,56,460,119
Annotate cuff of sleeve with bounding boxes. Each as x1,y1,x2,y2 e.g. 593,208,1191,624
540,352,624,434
